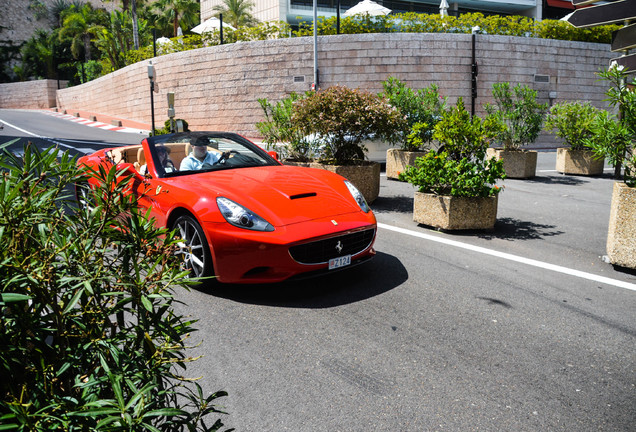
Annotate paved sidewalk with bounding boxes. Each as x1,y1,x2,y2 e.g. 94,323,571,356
42,109,150,134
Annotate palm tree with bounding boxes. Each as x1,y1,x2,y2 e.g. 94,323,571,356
212,0,259,28
58,3,107,62
93,10,149,70
21,29,57,79
153,0,200,37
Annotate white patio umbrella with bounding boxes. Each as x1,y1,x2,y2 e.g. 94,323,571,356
191,17,235,34
439,0,449,18
343,0,391,17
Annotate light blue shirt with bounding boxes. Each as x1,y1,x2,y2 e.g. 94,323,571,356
180,151,222,171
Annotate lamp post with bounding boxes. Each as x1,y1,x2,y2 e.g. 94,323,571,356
220,13,224,45
337,0,341,35
471,26,480,117
313,0,319,90
148,61,156,135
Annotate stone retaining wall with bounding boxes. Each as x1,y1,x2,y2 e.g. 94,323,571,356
0,79,65,109
48,33,614,137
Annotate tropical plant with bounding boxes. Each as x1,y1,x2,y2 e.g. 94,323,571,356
400,98,505,197
212,0,259,29
485,82,548,150
544,101,601,150
58,3,108,62
257,92,316,162
48,0,81,27
584,64,636,184
93,9,150,72
379,77,447,151
0,40,22,82
291,86,402,165
153,0,200,37
20,29,59,79
0,141,231,430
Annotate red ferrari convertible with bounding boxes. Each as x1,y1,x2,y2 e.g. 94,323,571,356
77,132,377,284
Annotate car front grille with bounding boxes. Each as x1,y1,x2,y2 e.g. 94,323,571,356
289,228,376,265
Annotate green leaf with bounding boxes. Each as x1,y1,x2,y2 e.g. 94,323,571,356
62,287,84,314
141,294,153,312
0,293,31,303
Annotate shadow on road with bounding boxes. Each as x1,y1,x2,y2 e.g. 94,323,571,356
371,195,413,214
522,174,591,186
478,217,564,241
206,251,408,308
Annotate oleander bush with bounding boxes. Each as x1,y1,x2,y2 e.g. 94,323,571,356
379,77,447,151
544,101,601,150
584,65,636,185
0,142,230,431
485,82,548,150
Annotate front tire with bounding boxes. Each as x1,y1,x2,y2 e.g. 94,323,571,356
173,215,214,284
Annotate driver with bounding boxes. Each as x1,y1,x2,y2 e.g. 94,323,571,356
180,137,225,171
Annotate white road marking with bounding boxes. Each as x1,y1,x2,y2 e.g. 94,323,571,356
538,168,614,173
378,222,636,292
0,117,75,150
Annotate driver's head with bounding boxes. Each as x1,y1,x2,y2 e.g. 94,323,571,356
191,136,208,159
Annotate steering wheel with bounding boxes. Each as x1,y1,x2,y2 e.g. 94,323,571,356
214,150,239,165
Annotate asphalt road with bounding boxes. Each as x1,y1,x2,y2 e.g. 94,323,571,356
1,109,634,431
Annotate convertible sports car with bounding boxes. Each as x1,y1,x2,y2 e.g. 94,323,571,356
77,132,377,284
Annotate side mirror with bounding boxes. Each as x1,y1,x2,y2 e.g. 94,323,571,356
268,151,279,161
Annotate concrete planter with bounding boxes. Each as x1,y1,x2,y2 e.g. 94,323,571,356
413,192,498,230
310,161,381,204
282,160,311,167
386,148,427,180
606,182,636,270
486,148,537,179
556,148,604,176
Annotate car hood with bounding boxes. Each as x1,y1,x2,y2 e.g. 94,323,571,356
171,165,363,226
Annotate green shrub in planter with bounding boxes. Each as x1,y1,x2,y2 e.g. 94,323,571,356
399,150,505,197
585,65,636,185
432,97,505,160
545,101,600,149
485,82,548,150
379,77,447,151
400,98,506,197
291,85,402,165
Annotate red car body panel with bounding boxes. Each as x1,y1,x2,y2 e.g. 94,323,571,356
77,133,377,284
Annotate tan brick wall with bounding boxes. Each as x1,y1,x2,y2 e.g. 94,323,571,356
0,79,65,109
52,33,613,138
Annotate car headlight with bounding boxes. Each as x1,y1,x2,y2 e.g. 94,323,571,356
217,197,274,232
345,180,370,213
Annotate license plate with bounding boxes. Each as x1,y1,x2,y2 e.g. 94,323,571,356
329,255,351,270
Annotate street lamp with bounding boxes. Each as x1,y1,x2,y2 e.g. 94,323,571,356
148,61,156,135
313,0,319,90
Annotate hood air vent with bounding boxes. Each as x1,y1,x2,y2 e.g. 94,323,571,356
289,192,317,200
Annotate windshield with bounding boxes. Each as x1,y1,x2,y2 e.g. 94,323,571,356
146,132,279,178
